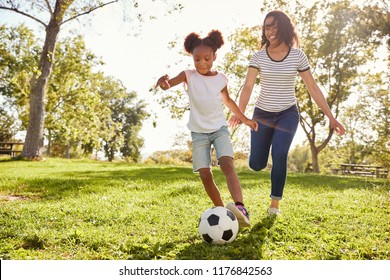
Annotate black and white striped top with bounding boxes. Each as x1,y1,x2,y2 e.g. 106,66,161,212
249,47,310,112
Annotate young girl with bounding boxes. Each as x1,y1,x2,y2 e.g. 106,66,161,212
156,30,258,227
230,11,345,216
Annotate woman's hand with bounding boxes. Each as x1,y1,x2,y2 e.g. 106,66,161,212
229,115,258,131
243,118,258,131
330,118,346,136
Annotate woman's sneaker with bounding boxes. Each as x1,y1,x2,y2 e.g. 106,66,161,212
226,202,251,228
268,207,281,216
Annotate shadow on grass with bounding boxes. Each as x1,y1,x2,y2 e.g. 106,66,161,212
4,162,387,202
286,172,389,191
172,215,277,260
3,166,198,200
114,215,277,260
4,165,266,201
56,165,196,182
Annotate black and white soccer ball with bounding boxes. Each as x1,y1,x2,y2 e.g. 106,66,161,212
198,206,239,245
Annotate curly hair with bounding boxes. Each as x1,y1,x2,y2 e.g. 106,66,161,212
261,11,300,48
184,30,224,54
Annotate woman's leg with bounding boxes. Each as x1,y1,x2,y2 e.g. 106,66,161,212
269,106,299,206
249,108,274,171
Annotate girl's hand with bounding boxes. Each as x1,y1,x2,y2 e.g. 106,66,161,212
228,115,242,128
330,118,345,136
156,75,170,90
244,118,258,131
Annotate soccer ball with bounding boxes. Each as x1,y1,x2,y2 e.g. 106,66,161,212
198,206,239,245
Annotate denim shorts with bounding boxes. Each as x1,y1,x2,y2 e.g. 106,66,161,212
191,126,234,172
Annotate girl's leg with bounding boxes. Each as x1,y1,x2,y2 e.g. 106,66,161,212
212,127,250,226
269,106,299,206
219,155,251,227
191,131,224,206
198,167,224,207
218,156,243,203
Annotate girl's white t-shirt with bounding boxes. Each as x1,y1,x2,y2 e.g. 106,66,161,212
184,69,228,133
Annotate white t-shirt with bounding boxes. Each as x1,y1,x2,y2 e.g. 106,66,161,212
249,47,310,112
184,69,228,133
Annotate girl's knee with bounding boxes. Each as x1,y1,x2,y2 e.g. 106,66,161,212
198,168,212,180
219,156,234,171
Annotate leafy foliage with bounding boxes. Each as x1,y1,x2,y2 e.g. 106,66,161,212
0,24,40,135
0,24,147,160
0,0,183,159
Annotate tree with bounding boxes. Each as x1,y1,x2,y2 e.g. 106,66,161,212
341,72,390,168
99,78,148,162
0,0,183,160
0,24,39,134
0,0,119,159
0,108,17,141
45,36,111,158
0,23,149,160
288,143,310,173
119,96,148,162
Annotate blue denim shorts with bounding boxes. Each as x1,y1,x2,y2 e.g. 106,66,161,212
191,126,234,172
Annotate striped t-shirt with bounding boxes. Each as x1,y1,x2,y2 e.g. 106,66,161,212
249,47,310,112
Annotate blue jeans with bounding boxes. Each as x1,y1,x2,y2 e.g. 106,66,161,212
249,105,299,200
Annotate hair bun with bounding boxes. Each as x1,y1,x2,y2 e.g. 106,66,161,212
183,30,224,54
207,30,224,49
184,32,201,54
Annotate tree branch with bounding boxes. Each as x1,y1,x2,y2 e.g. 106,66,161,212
61,0,118,26
317,128,334,152
44,0,53,15
0,6,47,27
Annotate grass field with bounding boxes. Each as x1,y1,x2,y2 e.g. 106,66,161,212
0,158,389,260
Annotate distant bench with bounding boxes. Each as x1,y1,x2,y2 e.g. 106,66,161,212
332,163,388,178
0,142,24,157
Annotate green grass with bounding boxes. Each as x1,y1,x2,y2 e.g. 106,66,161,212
0,158,389,260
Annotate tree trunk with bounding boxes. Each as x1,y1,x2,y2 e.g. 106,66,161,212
47,129,52,156
307,128,334,173
65,144,70,159
310,144,320,173
21,8,62,159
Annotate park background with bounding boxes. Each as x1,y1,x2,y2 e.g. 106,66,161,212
0,0,388,174
0,0,389,263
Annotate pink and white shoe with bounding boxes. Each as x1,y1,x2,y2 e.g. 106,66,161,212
226,202,251,228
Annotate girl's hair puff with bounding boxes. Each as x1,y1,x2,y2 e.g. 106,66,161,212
184,29,224,54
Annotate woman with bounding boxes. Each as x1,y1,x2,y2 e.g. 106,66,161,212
229,11,345,215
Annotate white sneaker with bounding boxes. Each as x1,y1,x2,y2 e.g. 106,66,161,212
268,207,281,216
